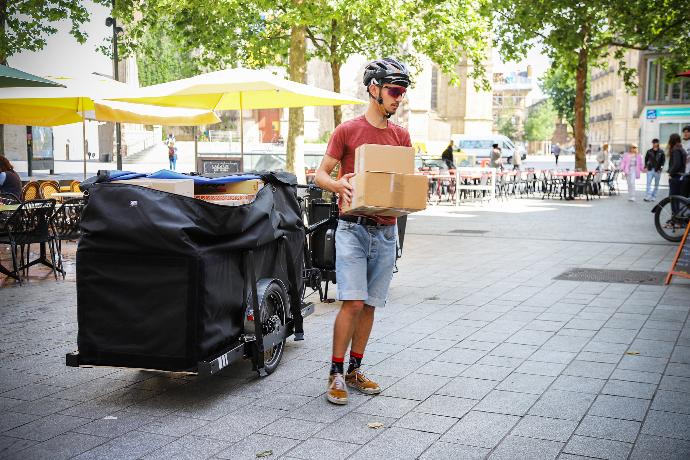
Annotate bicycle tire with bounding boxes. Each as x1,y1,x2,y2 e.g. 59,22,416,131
654,196,690,243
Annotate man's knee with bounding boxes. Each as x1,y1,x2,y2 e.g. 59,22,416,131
341,300,365,315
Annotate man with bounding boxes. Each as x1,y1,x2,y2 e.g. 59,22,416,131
551,143,561,165
511,148,522,170
643,138,665,202
441,140,455,169
490,143,502,170
165,133,177,171
315,58,411,405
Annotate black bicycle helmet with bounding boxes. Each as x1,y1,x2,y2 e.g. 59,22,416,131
363,57,411,88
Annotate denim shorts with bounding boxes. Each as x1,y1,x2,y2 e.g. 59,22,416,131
335,220,397,308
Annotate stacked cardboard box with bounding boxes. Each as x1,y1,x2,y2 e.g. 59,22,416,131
194,179,263,206
342,144,427,217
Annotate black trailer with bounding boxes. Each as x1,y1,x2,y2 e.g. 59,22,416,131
66,171,312,377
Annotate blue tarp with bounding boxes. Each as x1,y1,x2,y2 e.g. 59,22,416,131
104,169,261,185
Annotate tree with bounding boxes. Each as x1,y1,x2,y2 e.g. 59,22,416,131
524,100,557,142
491,0,689,170
496,111,518,140
540,66,579,132
0,0,104,155
135,23,199,87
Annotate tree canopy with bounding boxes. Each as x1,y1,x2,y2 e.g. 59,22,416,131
524,100,557,142
540,66,579,132
490,0,689,170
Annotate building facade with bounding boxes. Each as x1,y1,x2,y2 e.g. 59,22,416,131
588,49,640,153
492,67,536,140
637,52,690,150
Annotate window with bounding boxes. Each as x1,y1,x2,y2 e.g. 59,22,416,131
647,60,658,102
430,67,438,111
671,82,681,101
659,67,668,101
682,81,690,102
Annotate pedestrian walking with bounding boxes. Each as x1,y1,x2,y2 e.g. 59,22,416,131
441,140,455,169
165,133,177,171
512,149,522,170
491,143,503,170
596,143,611,170
314,57,411,405
643,138,665,202
551,143,561,166
620,144,643,202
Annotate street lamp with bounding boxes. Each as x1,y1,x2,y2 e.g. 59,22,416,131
106,14,124,170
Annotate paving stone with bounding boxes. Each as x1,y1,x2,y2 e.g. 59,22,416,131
610,368,662,385
671,346,690,364
354,395,418,419
4,413,90,442
461,364,513,381
542,335,590,352
382,373,450,401
477,354,524,368
286,437,360,460
15,432,108,460
0,411,39,432
563,360,616,379
435,348,488,365
628,339,676,358
416,361,468,378
563,435,633,460
436,376,497,399
496,372,555,394
511,415,578,442
602,379,657,399
650,390,690,415
575,415,641,443
0,435,37,457
528,389,595,421
72,430,175,460
666,363,690,378
138,414,209,438
588,395,650,421
216,433,300,460
73,410,156,438
489,435,563,460
629,434,690,460
418,441,490,459
659,375,690,393
257,417,326,441
618,355,669,373
515,360,568,377
473,390,540,416
583,341,629,355
314,412,396,445
440,410,519,449
394,412,458,434
0,383,63,401
414,395,477,418
142,435,229,460
575,351,621,364
349,427,439,460
636,327,680,342
192,407,287,442
529,349,578,364
592,328,638,345
489,343,538,359
551,375,607,394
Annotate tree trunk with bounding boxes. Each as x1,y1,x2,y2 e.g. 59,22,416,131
0,0,7,156
574,46,588,171
286,23,306,182
330,60,342,128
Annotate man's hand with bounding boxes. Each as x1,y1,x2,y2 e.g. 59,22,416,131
334,173,356,204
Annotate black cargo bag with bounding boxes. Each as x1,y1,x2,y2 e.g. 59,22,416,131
75,172,304,371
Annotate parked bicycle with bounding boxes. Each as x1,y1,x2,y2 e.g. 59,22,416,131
652,175,690,242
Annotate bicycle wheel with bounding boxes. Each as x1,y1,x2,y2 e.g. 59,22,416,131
654,196,690,243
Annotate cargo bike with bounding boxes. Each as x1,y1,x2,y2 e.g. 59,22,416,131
66,171,336,377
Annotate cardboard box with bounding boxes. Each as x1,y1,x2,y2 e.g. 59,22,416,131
194,179,263,196
113,178,194,197
354,144,415,174
342,172,427,217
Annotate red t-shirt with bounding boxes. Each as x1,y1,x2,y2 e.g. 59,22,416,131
325,115,412,225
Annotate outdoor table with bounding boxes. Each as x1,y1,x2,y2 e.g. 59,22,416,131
551,171,590,200
419,172,456,203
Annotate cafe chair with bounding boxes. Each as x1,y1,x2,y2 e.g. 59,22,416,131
0,199,58,284
49,198,85,278
69,180,82,193
39,180,60,199
21,181,40,202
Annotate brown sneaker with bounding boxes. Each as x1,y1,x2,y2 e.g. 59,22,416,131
345,368,381,395
326,373,348,405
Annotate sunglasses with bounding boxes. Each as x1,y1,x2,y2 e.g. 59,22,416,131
383,85,407,98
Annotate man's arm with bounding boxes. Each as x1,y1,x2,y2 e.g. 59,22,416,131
315,155,355,204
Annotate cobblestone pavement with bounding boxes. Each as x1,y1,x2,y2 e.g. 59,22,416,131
1,194,689,459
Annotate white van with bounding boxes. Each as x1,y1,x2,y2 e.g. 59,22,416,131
451,134,524,164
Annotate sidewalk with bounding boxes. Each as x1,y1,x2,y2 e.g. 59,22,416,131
1,194,689,459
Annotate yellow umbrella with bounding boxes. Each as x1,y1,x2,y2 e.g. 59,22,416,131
110,68,366,161
0,75,220,178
